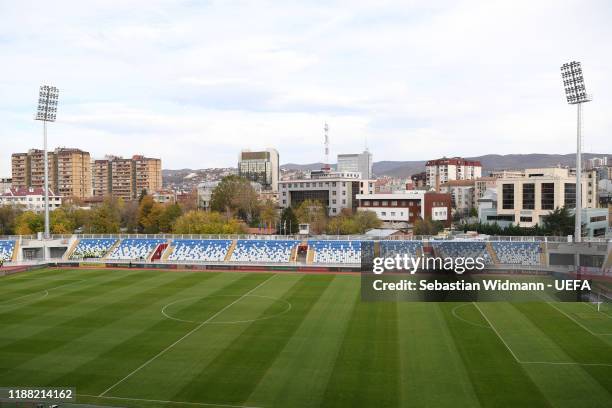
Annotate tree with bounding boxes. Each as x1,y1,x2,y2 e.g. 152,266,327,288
414,218,444,236
120,200,140,233
325,209,381,235
210,176,260,223
542,206,574,236
85,197,122,233
15,211,44,235
294,199,327,234
0,206,22,235
279,207,299,234
159,203,182,233
172,210,245,234
50,207,75,234
259,200,278,229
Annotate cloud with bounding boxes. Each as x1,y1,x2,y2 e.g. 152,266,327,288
0,0,611,175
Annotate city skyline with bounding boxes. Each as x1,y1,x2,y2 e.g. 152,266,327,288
1,0,611,176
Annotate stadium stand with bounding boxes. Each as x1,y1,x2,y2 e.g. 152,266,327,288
107,238,166,260
309,240,361,264
70,238,117,259
380,241,423,258
230,240,298,263
491,242,541,265
0,240,15,261
169,239,232,262
432,241,492,264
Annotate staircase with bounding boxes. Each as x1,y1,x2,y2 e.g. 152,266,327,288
540,242,548,266
306,247,315,264
224,240,238,261
102,239,121,260
149,243,168,262
486,242,500,265
161,240,174,261
374,241,381,258
63,237,80,260
12,239,20,262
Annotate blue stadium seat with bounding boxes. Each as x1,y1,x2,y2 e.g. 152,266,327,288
107,238,166,260
230,240,298,263
169,239,232,262
432,241,492,264
308,240,361,264
71,238,117,259
0,240,15,261
491,242,541,265
380,241,423,258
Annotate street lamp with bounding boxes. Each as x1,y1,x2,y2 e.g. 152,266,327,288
35,85,59,240
560,62,591,242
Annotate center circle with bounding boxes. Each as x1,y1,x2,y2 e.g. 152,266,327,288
162,295,292,324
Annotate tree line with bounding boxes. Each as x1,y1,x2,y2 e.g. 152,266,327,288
0,175,382,236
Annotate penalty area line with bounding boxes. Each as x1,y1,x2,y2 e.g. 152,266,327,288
547,302,612,336
98,273,279,397
78,394,263,408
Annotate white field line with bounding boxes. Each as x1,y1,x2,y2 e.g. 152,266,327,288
472,302,612,368
99,274,279,397
451,304,490,329
78,393,263,408
547,302,612,336
583,301,612,319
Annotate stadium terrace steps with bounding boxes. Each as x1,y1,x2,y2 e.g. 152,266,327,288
102,239,122,260
71,238,118,260
12,239,19,262
161,241,174,261
224,240,237,261
168,239,232,262
486,242,500,265
230,240,298,263
63,238,80,260
308,240,361,264
306,246,315,264
540,242,548,266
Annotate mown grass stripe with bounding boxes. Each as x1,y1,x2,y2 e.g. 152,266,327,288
245,275,360,408
320,298,400,408
441,303,551,407
169,274,334,406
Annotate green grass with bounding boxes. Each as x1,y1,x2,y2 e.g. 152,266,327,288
0,268,611,408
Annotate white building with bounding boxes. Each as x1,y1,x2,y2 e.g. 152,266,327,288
440,180,475,215
0,177,11,194
496,167,597,227
0,187,62,212
425,157,482,191
238,148,279,191
279,169,374,216
337,150,373,179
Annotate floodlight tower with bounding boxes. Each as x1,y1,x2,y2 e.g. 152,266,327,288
560,62,591,242
35,85,59,240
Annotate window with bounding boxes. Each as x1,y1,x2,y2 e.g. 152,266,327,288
391,200,397,206
332,199,336,204
391,212,396,216
381,212,386,216
520,216,532,222
564,183,576,208
541,183,555,210
373,201,379,206
522,183,535,210
502,184,514,210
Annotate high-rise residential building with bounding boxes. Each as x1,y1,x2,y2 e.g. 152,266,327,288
337,150,373,179
93,155,162,200
133,155,162,197
11,153,29,188
425,157,482,192
238,148,279,191
55,148,92,199
110,157,135,201
586,156,608,169
11,148,89,199
92,159,112,197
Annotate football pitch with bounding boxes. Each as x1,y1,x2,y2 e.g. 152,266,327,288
1,268,611,408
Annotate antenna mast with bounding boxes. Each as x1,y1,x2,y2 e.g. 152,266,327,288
324,122,330,166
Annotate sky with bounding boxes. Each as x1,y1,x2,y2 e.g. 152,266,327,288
1,0,611,174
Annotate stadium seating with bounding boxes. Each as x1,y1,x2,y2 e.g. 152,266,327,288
0,240,15,261
107,238,166,260
230,240,297,263
491,242,541,265
71,238,117,259
432,241,492,264
380,241,423,258
309,240,361,264
169,239,232,262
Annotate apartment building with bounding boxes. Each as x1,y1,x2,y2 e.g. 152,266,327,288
92,159,112,197
133,155,162,197
425,157,482,191
92,155,162,200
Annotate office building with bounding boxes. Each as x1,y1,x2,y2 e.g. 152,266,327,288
238,149,279,191
337,150,373,179
279,169,374,216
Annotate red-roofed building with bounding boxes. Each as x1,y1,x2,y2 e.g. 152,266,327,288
0,187,62,212
425,157,482,192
